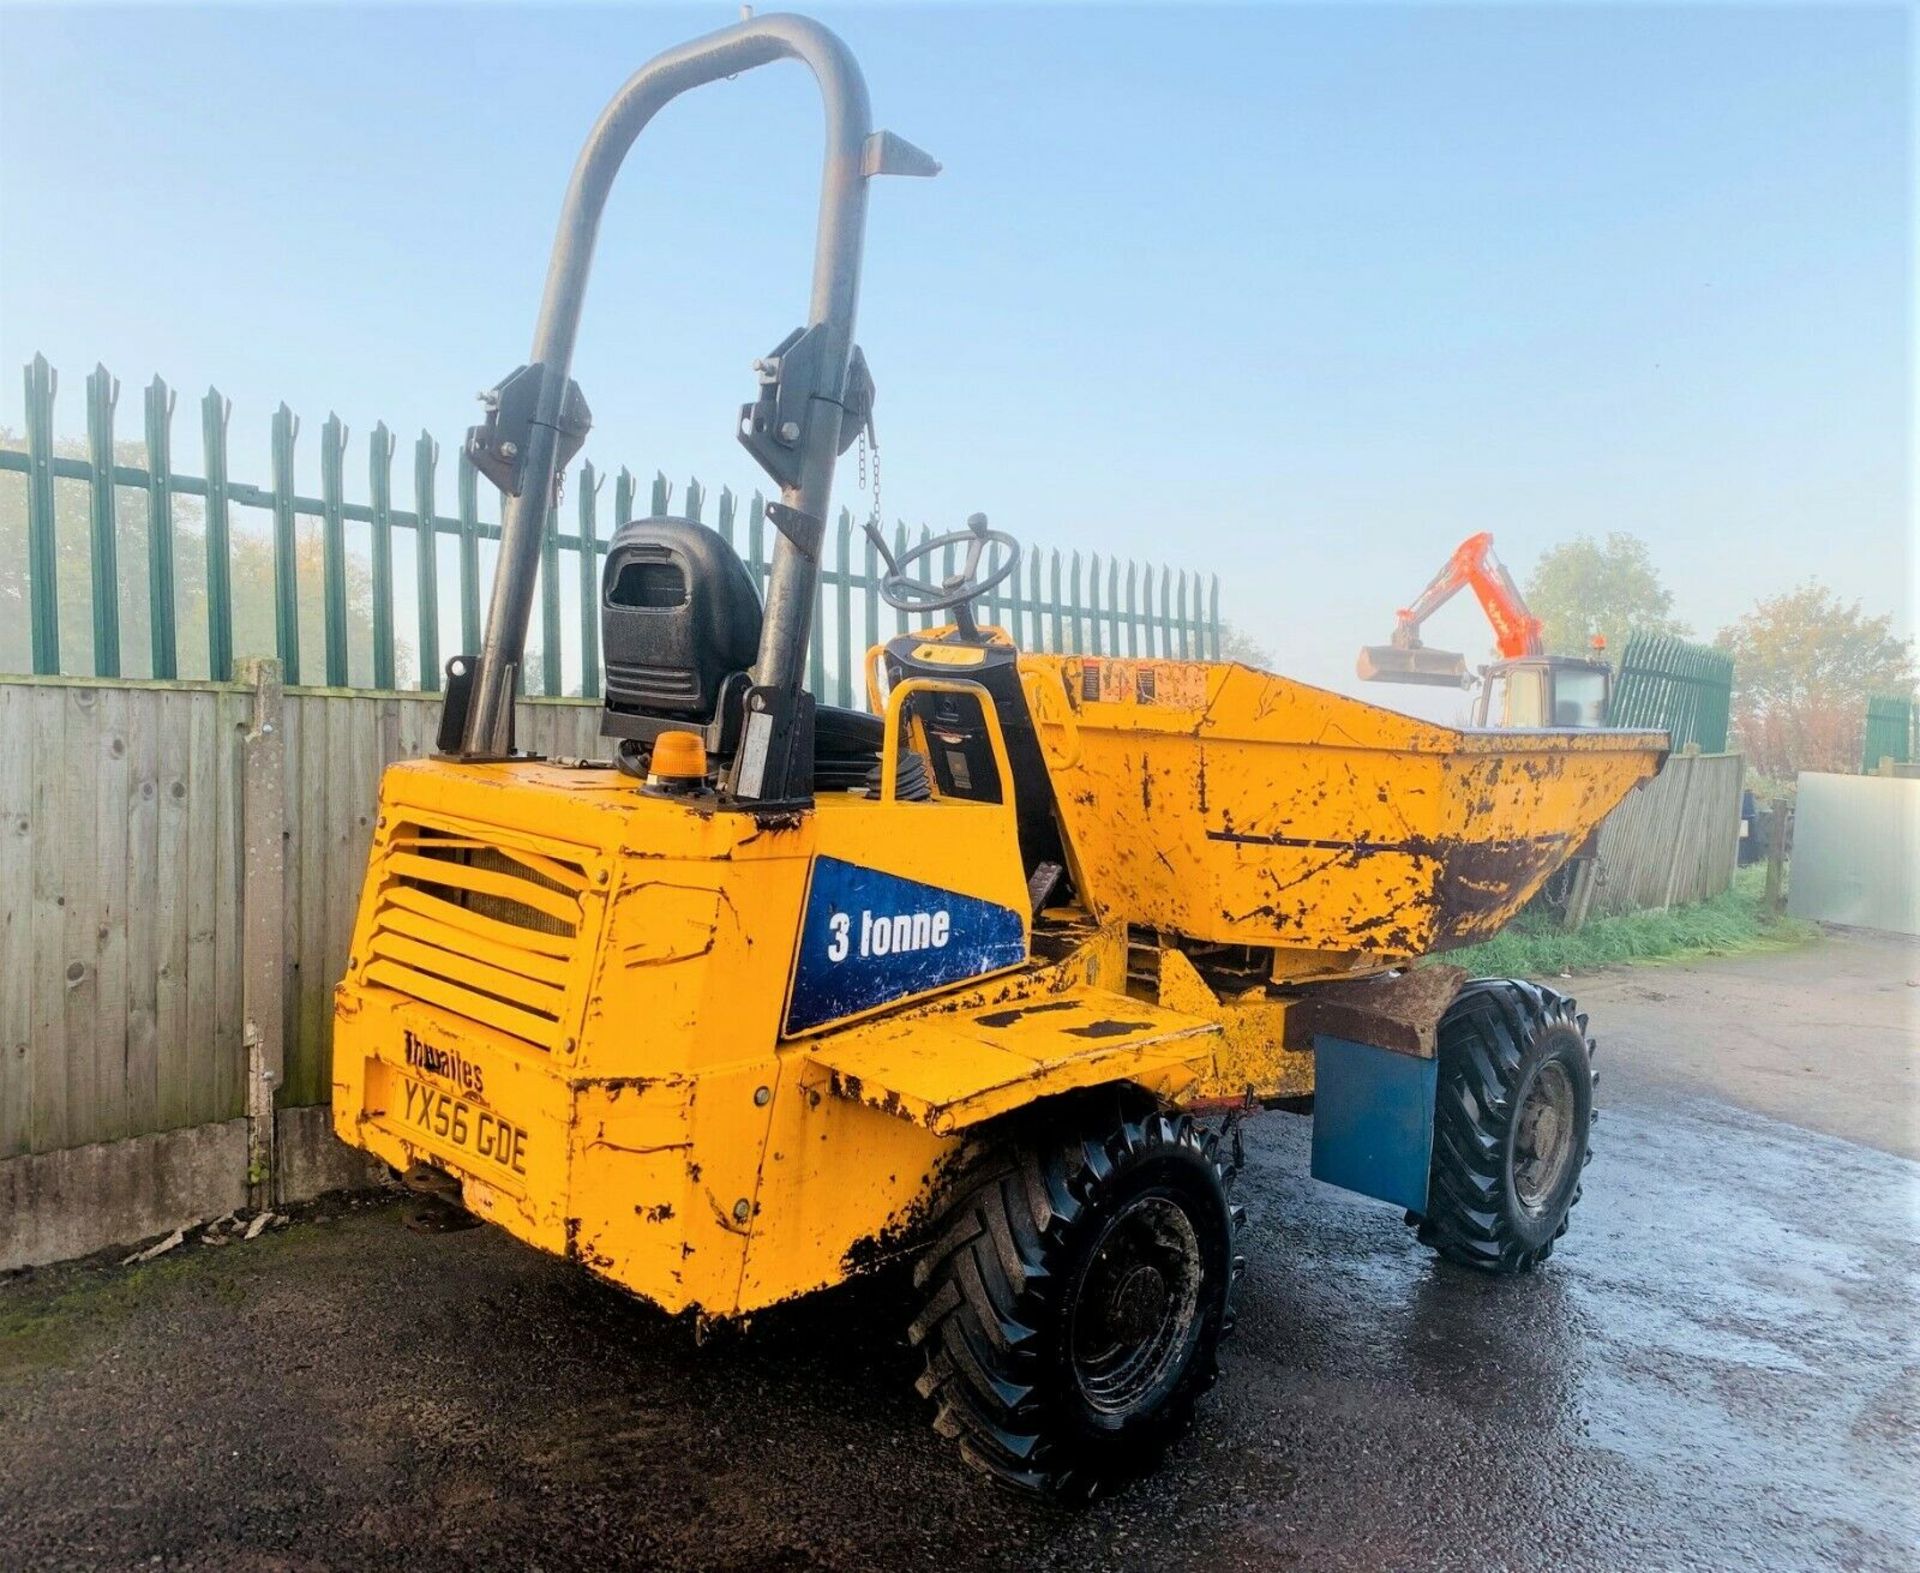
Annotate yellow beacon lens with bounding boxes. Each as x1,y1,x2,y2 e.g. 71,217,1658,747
647,730,708,788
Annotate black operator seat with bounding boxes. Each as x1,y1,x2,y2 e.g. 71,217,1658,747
597,515,900,791
601,516,761,735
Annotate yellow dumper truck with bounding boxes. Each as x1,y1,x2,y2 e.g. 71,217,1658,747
329,14,1666,1498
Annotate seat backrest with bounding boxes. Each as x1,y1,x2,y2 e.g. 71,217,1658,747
601,517,761,727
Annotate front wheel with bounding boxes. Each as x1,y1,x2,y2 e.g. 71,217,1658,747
1411,979,1595,1273
908,1104,1241,1500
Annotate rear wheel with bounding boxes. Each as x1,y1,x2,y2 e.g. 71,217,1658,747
1412,979,1595,1273
908,1103,1242,1500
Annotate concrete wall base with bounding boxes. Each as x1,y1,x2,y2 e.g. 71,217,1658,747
277,1105,387,1204
1,1119,249,1273
1,1107,383,1273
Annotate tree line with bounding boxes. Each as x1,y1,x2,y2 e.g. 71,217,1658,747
1524,532,1912,784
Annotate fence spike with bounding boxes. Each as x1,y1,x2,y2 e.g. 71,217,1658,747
414,429,440,691
862,512,881,665
936,529,956,635
578,459,601,701
1086,552,1101,656
833,508,853,707
368,420,395,690
1048,549,1063,653
85,364,122,677
540,452,563,698
22,356,60,675
268,403,302,683
615,465,636,528
144,374,178,679
749,493,768,597
892,521,910,637
809,525,830,695
202,386,235,681
457,445,481,657
320,412,350,686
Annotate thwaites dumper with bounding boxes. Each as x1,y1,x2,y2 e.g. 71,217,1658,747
331,14,1667,1498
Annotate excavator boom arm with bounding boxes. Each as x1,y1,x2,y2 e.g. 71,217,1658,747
1393,531,1542,660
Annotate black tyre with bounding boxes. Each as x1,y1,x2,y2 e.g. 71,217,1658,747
1412,978,1595,1273
908,1103,1242,1500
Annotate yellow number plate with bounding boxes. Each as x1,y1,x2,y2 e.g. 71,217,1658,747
395,1073,531,1180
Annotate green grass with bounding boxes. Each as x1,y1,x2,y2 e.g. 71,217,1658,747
1433,865,1819,980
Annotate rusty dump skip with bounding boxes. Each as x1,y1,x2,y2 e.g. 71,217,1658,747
1021,655,1667,967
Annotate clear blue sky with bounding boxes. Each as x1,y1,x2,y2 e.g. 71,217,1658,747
1,2,1909,702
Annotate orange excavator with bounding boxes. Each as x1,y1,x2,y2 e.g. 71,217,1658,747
1358,532,1613,728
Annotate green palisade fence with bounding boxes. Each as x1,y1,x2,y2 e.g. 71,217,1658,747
1609,633,1733,753
0,354,1221,707
1861,693,1915,773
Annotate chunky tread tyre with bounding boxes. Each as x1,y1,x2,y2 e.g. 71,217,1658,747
1412,978,1595,1274
909,1103,1241,1500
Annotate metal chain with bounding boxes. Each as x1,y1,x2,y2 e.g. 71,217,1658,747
857,422,883,539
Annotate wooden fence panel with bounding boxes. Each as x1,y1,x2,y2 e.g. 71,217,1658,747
0,686,33,1156
1582,751,1744,920
1,678,249,1158
0,677,618,1140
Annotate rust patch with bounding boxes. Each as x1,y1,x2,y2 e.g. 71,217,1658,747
975,999,1079,1028
577,1074,683,1099
1064,1018,1152,1039
840,1147,971,1280
746,809,807,833
1284,965,1467,1057
1434,834,1570,927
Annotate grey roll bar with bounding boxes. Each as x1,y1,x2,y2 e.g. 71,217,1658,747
456,13,935,776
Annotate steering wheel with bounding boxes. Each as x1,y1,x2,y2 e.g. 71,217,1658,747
866,512,1022,616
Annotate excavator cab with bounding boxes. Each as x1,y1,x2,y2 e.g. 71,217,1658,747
1474,653,1613,729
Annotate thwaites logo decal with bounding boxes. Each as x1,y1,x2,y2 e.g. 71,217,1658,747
785,856,1025,1034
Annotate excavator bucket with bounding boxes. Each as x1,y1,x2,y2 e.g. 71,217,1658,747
1356,644,1470,687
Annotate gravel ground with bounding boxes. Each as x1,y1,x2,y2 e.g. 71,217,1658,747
3,929,1916,1571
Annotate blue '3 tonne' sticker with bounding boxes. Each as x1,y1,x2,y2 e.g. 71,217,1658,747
784,856,1025,1034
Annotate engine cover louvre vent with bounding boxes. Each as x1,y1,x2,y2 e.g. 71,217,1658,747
364,822,594,1050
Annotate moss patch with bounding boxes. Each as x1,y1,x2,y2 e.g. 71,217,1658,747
0,1200,380,1386
0,1253,246,1382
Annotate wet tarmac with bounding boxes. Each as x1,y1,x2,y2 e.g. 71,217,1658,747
3,936,1917,1571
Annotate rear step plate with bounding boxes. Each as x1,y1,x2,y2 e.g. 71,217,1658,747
801,984,1219,1133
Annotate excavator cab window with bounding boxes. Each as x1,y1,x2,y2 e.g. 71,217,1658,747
1492,666,1548,728
1553,666,1609,728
